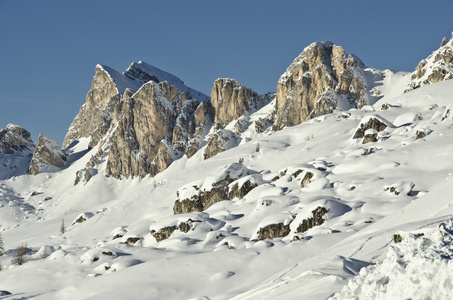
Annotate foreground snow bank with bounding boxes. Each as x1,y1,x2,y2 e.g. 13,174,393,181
331,221,453,299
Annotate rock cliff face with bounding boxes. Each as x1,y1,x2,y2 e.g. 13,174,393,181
211,78,264,127
274,42,368,130
406,33,453,92
63,65,126,149
105,80,203,178
63,61,210,179
29,134,67,175
203,79,270,159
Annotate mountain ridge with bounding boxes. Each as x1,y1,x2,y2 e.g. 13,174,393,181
1,33,453,299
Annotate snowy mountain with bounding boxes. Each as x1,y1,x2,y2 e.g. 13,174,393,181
1,33,453,299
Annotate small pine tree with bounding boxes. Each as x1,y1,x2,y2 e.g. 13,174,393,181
60,218,65,234
12,243,27,266
0,232,4,256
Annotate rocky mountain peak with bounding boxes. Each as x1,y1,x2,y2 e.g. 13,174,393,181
65,62,212,182
405,34,453,92
274,41,367,130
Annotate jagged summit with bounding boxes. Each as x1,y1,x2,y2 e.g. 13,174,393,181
95,64,142,95
94,62,210,102
124,61,209,102
64,62,214,181
405,33,453,92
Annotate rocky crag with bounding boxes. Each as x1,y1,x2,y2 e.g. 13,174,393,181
29,134,67,175
204,78,271,159
63,62,213,181
274,41,368,130
405,33,453,92
64,62,271,181
0,125,67,177
63,35,453,182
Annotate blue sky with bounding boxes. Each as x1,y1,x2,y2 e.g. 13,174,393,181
1,0,453,145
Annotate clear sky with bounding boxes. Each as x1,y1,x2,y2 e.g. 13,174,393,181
1,0,452,145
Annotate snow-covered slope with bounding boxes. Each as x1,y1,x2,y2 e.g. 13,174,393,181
1,54,453,300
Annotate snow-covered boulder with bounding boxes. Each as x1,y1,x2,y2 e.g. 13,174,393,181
255,212,294,240
149,212,225,242
384,182,415,196
393,112,422,127
362,129,378,144
173,163,259,214
80,248,117,264
352,115,393,140
29,134,66,175
72,212,95,225
290,198,352,235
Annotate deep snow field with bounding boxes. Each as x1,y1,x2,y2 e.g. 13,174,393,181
1,71,453,299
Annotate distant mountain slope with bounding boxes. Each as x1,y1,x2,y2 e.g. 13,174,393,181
405,33,453,92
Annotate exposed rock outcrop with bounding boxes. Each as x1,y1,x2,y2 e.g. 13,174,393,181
0,124,33,154
204,129,237,160
300,171,314,188
211,78,265,127
125,237,141,245
353,116,391,140
150,219,202,242
63,62,211,179
405,33,453,92
0,124,34,175
257,222,291,240
362,129,378,144
72,212,94,225
29,134,66,175
173,163,259,214
384,182,415,196
203,79,270,159
274,42,368,130
441,106,451,122
296,206,328,233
